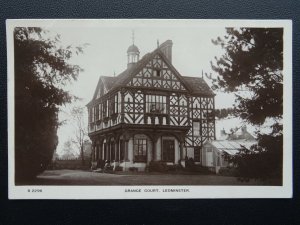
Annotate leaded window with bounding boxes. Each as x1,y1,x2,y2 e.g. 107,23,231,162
110,95,118,115
95,105,99,121
193,121,200,136
134,139,147,162
103,100,107,118
146,95,167,113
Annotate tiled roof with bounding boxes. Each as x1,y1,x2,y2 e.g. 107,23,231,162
101,76,117,91
91,40,215,102
110,52,154,90
183,76,215,96
99,67,215,96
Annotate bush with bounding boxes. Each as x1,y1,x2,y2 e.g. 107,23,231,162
149,161,168,172
185,157,196,171
129,167,138,172
218,167,238,176
115,166,123,171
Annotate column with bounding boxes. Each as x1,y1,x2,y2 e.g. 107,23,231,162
124,139,129,171
180,141,184,160
95,144,99,161
115,139,119,161
99,140,103,161
103,141,106,160
152,139,156,161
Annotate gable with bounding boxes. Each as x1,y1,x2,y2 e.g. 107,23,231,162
92,77,114,100
126,52,189,91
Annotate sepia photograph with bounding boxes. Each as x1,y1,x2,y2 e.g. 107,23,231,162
7,19,292,199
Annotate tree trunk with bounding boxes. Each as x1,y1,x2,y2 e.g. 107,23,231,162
80,145,85,166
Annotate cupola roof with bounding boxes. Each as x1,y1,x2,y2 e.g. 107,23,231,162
127,44,140,53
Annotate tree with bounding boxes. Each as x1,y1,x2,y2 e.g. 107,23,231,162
61,140,78,159
70,106,88,165
14,27,83,183
211,28,283,180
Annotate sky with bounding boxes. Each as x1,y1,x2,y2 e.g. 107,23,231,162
42,20,237,155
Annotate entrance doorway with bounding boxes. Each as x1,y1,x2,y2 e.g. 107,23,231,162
162,140,175,162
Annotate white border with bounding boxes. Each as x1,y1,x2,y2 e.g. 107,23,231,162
7,19,293,199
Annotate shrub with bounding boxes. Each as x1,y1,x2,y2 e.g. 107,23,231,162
148,161,168,172
129,167,138,172
166,164,183,172
115,166,123,171
218,167,238,176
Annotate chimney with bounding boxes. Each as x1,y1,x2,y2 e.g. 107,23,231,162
159,40,173,63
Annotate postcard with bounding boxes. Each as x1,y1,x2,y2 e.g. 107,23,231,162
7,19,293,199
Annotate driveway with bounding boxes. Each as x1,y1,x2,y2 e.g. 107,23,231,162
25,170,282,186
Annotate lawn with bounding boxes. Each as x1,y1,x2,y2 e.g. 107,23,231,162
19,169,282,186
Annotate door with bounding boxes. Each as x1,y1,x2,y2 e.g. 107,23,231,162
162,140,175,162
194,147,201,163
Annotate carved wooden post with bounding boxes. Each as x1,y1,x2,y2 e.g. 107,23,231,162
121,88,125,123
187,95,191,126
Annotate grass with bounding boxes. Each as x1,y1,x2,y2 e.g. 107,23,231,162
16,169,282,186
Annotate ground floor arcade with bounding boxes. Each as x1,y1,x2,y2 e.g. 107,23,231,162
89,124,192,171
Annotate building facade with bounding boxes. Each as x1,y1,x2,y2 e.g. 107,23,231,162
87,40,216,171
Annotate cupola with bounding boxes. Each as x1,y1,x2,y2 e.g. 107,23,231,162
127,31,140,68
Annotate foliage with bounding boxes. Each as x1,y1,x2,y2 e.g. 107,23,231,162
14,27,83,183
211,28,283,180
224,128,283,181
215,108,234,119
129,167,139,172
184,158,213,174
61,140,78,159
115,166,123,172
218,167,238,177
148,161,168,172
211,28,283,125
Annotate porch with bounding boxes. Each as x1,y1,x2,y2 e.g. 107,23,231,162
89,124,190,171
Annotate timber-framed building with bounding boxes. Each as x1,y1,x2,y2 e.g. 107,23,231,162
87,40,216,171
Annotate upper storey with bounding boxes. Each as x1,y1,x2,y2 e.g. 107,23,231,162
88,40,214,107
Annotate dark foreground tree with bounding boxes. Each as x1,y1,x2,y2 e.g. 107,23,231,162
14,27,83,183
211,28,283,180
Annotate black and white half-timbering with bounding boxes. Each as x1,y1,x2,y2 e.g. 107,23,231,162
87,40,216,172
7,19,293,199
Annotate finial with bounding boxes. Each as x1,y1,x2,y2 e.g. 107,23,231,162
157,39,159,48
132,30,135,45
113,71,116,77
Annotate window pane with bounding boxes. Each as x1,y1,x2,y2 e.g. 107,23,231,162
134,139,147,161
193,122,200,136
134,144,138,155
